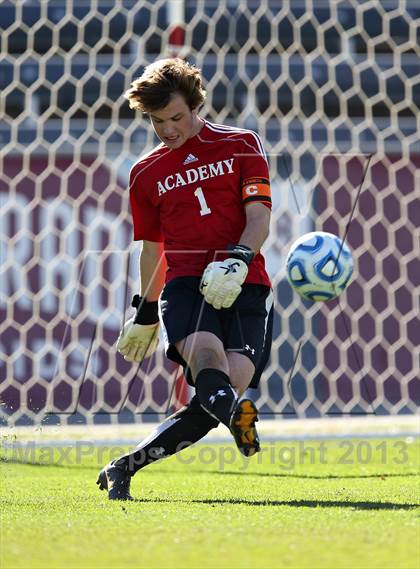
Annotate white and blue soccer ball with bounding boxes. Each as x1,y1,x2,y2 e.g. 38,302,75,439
286,231,353,302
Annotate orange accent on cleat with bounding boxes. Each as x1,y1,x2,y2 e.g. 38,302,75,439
230,399,260,457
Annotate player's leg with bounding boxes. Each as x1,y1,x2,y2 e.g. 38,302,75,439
163,276,239,428
175,331,238,428
97,277,226,500
175,332,262,457
223,284,274,456
174,283,273,453
228,351,255,396
97,394,219,500
224,284,274,394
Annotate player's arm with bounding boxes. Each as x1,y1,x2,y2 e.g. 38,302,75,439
117,240,167,362
237,201,270,254
140,240,167,301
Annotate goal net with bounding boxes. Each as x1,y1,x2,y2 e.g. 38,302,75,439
1,0,419,426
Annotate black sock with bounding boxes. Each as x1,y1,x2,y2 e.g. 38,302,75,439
113,396,219,475
195,368,237,428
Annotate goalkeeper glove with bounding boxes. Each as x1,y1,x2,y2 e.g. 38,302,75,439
116,295,160,362
200,245,254,310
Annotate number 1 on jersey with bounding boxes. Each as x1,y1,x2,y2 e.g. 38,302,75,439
194,186,211,216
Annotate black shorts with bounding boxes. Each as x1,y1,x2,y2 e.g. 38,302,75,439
159,277,274,389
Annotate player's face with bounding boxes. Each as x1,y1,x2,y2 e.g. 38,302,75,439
150,94,202,149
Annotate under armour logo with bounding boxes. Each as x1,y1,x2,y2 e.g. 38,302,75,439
245,344,255,355
221,261,240,275
149,446,166,459
209,389,227,405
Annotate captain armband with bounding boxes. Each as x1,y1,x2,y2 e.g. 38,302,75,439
241,177,272,208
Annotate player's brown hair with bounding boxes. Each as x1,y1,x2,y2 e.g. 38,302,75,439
124,58,206,113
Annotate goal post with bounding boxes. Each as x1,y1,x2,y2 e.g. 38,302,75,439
0,0,419,426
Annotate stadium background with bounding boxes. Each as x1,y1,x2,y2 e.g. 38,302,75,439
0,0,419,427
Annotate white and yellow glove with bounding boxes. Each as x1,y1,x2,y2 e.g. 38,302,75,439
116,295,160,362
200,245,254,310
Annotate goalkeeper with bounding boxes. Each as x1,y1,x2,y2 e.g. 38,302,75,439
97,58,273,500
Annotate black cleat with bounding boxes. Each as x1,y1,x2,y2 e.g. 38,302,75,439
230,399,260,457
96,460,133,501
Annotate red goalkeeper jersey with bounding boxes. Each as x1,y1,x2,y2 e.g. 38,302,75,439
129,120,272,287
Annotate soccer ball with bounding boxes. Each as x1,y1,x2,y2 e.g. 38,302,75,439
286,231,353,302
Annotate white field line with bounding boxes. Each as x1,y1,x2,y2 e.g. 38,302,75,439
1,415,419,447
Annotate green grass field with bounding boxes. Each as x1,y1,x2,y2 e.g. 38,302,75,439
1,437,419,569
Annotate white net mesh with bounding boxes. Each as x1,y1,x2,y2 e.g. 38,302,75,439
1,0,419,426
